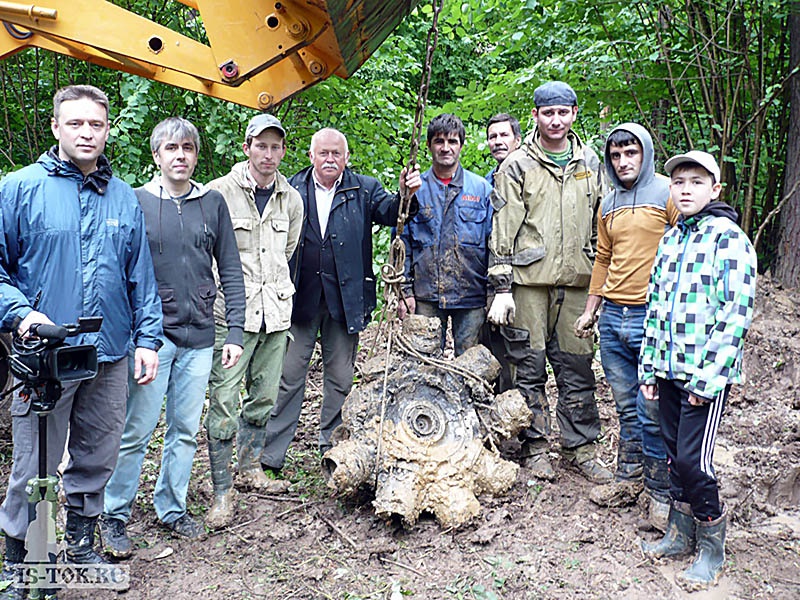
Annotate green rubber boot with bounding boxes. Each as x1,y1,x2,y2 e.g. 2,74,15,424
676,508,727,591
641,501,696,559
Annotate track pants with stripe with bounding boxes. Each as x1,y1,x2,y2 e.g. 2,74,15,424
656,378,729,521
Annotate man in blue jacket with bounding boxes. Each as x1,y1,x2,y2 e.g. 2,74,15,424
260,128,421,472
397,114,493,356
0,85,162,575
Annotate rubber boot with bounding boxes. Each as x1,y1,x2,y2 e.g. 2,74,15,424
589,441,644,506
236,418,290,493
641,501,696,559
646,494,671,533
1,536,25,600
64,512,104,564
520,439,555,481
561,443,614,484
206,437,236,529
642,455,671,532
676,508,727,591
616,440,643,480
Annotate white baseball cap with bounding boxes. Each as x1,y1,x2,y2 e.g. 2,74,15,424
664,150,720,182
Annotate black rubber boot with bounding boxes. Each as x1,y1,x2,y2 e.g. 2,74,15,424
642,455,670,500
1,536,25,600
64,512,104,564
643,455,671,531
676,508,727,591
206,437,236,530
616,440,643,480
641,501,696,559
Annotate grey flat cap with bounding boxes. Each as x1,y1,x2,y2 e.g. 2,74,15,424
534,81,578,107
246,113,285,139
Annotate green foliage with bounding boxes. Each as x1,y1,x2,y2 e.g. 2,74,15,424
0,0,794,266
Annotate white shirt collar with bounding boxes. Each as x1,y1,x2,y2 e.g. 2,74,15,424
312,170,343,192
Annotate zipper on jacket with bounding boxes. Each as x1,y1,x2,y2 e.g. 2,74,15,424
667,225,692,379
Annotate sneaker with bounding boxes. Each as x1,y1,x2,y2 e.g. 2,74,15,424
163,514,205,539
98,515,133,559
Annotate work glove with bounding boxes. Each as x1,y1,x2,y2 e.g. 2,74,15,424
488,292,515,326
573,312,597,338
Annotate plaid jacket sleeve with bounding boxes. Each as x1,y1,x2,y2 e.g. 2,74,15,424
638,238,667,386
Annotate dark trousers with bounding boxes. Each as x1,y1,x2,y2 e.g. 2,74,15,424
657,378,728,521
261,307,358,469
0,360,128,540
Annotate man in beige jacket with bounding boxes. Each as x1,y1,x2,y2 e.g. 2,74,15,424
204,114,303,528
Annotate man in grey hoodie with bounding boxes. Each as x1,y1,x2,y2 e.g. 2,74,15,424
574,123,678,530
100,117,245,557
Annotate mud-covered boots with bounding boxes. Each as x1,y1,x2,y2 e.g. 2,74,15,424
64,512,104,564
589,440,643,506
519,440,555,481
206,437,236,529
675,508,727,591
1,536,25,600
98,515,133,559
642,455,671,532
562,443,613,484
589,477,643,507
236,419,290,493
646,495,671,533
641,501,696,559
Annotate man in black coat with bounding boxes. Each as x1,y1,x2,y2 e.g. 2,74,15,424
260,128,420,471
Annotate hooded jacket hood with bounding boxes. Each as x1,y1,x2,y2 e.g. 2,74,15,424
44,146,113,194
604,123,656,190
600,123,670,220
141,175,212,200
681,200,739,229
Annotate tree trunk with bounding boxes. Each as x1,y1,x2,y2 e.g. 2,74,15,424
775,2,800,288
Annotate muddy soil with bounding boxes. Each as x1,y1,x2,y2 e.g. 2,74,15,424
2,275,799,599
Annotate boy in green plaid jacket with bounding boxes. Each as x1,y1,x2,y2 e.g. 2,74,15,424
638,151,757,592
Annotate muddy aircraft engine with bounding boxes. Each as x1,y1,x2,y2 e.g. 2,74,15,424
322,315,532,528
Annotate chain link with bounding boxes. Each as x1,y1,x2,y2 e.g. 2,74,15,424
382,0,443,312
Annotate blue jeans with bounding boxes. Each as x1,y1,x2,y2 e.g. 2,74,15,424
598,301,665,465
415,301,485,357
103,339,213,525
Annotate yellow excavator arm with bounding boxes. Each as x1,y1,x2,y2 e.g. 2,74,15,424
0,0,419,109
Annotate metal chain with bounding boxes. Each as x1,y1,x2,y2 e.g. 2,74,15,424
372,0,442,486
380,0,443,311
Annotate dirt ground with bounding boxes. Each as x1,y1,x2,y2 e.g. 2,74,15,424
2,274,799,600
